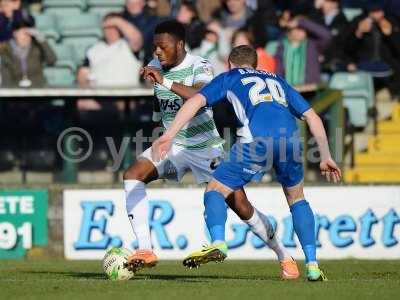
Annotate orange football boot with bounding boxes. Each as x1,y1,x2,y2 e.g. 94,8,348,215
127,250,158,272
280,258,300,280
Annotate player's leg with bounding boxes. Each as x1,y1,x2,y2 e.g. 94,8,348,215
270,139,326,281
182,143,296,275
183,178,233,268
182,146,231,249
227,189,286,259
282,182,327,281
126,144,188,271
183,143,259,268
200,144,291,263
227,189,300,279
204,179,232,244
273,138,326,281
123,157,159,270
283,182,315,263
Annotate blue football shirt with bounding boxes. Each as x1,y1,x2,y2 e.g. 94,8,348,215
199,68,311,142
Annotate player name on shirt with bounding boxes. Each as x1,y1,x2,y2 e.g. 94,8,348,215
238,68,277,78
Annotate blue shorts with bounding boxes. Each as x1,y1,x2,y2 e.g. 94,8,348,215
213,139,304,190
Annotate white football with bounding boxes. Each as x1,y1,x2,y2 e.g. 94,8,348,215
102,247,135,281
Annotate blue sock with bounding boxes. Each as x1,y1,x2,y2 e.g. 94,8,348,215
204,191,227,243
290,200,317,264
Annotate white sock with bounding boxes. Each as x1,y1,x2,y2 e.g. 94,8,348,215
245,209,291,261
306,261,319,267
124,180,152,250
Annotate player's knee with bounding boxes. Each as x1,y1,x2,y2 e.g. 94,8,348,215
283,186,305,206
123,165,146,182
123,167,138,181
206,180,221,192
206,180,232,198
123,159,158,182
286,190,304,205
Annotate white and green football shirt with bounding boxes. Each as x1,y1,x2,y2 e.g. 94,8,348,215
149,53,224,150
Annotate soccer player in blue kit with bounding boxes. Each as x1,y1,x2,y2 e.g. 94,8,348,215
152,45,342,281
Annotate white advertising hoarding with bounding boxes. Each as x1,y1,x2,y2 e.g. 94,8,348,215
63,186,400,259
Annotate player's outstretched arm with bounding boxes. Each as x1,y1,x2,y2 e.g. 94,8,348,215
151,94,207,161
303,108,342,183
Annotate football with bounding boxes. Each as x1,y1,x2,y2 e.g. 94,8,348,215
102,247,135,281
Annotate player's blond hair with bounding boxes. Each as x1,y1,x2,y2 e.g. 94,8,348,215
228,45,258,69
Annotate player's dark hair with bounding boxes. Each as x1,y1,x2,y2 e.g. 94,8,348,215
154,20,186,42
229,45,258,69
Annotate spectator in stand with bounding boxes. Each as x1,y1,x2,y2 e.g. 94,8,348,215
191,29,227,75
202,0,278,71
76,13,143,111
146,0,171,17
196,0,221,23
212,0,253,30
121,0,160,64
276,13,332,86
77,13,143,89
345,2,400,96
0,0,33,42
208,0,253,60
231,29,276,73
246,0,280,41
314,0,350,73
176,0,205,50
0,18,56,87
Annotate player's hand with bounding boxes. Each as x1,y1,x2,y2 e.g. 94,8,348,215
320,158,342,183
140,67,156,84
151,133,173,162
141,66,163,85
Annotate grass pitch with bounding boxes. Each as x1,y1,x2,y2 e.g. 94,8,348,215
1,260,399,300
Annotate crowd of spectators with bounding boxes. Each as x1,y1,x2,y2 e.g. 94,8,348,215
1,0,400,97
0,0,399,175
0,0,55,87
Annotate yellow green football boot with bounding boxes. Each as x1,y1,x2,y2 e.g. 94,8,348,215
183,243,228,269
306,262,328,281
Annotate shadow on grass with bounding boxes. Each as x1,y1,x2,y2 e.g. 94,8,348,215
25,270,105,280
24,270,280,282
136,273,280,282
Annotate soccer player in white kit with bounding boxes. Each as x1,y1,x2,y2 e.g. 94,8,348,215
123,20,299,279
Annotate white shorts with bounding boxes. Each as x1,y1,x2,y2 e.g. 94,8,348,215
140,144,223,184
